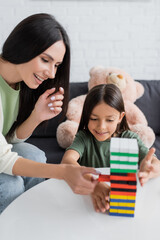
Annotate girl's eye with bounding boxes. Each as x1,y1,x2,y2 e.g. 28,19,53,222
106,119,114,122
41,58,49,63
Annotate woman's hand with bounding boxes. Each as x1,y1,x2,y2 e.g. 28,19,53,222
63,165,99,195
32,87,64,123
138,148,160,186
91,182,110,213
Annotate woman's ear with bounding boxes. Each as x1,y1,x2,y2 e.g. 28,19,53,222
118,112,125,123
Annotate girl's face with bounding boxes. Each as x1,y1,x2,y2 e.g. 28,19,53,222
16,40,66,89
88,101,125,142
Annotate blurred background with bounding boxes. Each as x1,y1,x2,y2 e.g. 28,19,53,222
0,0,159,82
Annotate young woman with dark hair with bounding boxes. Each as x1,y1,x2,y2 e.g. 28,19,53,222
62,84,160,213
0,13,98,213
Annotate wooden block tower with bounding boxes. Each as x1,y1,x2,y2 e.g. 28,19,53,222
98,137,138,217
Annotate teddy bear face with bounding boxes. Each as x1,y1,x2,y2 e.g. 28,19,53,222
107,73,126,91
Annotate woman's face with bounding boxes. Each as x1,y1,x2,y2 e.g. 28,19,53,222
88,101,125,142
16,40,66,89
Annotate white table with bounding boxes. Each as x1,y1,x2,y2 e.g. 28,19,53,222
0,169,160,240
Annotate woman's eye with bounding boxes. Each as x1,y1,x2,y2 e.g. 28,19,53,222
90,118,97,121
55,64,61,68
41,58,48,63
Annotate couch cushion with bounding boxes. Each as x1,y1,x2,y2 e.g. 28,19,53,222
26,137,65,164
135,80,160,135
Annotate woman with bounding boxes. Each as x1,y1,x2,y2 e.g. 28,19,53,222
0,13,98,213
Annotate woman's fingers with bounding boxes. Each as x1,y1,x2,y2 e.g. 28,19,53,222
43,88,56,99
65,166,98,195
47,87,64,112
59,87,64,94
48,101,63,108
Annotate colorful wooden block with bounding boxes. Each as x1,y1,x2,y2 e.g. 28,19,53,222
98,137,138,217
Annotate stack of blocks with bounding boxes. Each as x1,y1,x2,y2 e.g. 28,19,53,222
99,137,138,217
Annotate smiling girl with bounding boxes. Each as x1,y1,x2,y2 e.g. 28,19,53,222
0,13,98,213
62,84,160,212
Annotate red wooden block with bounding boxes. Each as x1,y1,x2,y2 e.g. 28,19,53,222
111,183,137,189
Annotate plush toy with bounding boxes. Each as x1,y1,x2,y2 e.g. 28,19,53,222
56,66,155,149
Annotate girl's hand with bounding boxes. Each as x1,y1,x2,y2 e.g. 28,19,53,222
63,165,98,195
91,182,110,213
138,148,160,186
32,87,64,123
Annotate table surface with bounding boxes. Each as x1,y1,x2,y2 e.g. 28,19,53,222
0,168,160,240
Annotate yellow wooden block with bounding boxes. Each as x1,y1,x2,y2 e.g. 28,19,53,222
120,203,135,207
110,202,135,207
110,202,119,206
110,209,118,213
110,195,127,200
110,195,136,200
117,209,134,214
127,196,136,200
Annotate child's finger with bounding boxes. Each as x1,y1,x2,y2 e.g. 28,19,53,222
96,196,107,213
102,197,110,211
139,179,144,187
92,197,100,212
139,177,149,187
145,148,155,163
105,195,110,202
138,171,148,179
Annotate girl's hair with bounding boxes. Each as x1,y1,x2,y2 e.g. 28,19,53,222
1,13,70,138
78,84,129,135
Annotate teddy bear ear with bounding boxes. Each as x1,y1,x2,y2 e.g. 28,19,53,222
89,67,96,76
89,66,104,76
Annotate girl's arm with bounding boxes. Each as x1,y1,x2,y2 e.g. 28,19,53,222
12,157,98,195
138,148,160,186
16,87,64,140
62,149,93,180
61,149,80,166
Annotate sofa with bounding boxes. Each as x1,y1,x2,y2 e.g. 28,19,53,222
26,80,160,164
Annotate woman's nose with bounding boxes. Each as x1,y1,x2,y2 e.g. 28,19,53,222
45,66,56,79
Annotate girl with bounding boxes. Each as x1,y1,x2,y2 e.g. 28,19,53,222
62,84,160,213
0,13,98,213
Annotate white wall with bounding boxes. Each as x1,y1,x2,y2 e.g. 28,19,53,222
0,0,160,82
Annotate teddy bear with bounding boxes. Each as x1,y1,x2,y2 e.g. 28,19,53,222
56,66,155,149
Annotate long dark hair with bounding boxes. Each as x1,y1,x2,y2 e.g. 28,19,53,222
78,84,129,135
1,13,70,138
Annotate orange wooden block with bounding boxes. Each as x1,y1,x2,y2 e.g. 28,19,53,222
110,191,136,196
111,183,137,189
